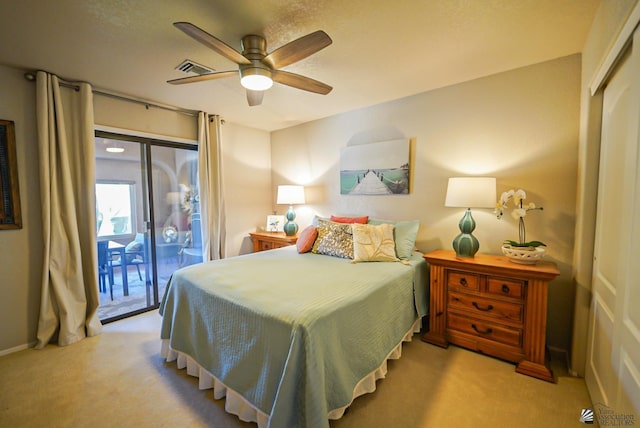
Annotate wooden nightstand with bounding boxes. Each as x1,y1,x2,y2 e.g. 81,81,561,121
249,231,298,253
421,249,560,382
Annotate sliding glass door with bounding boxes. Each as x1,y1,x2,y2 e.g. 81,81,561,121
95,132,199,323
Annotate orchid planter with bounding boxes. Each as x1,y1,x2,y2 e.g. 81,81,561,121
501,244,546,264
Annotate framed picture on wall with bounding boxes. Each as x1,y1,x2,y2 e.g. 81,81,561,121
0,119,22,229
339,138,412,195
266,215,285,232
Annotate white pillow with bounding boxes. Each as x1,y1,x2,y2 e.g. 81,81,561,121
352,223,398,263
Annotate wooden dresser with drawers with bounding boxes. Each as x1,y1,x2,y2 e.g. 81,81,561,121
421,249,560,382
249,231,298,253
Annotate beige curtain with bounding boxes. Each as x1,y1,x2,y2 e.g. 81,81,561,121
35,71,102,348
197,112,226,261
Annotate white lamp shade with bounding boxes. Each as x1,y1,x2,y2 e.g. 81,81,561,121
277,185,306,205
445,177,496,208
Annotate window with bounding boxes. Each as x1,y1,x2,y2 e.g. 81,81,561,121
96,181,136,239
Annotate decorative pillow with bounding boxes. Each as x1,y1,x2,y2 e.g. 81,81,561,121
330,215,369,224
312,219,354,259
124,240,144,263
368,218,419,260
311,215,329,226
352,223,398,263
296,225,318,253
125,241,143,253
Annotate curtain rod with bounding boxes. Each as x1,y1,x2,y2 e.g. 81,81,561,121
23,71,199,118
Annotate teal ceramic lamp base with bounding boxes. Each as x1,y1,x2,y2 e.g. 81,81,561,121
452,208,480,258
283,205,298,236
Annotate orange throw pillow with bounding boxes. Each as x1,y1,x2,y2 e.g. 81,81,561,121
330,215,369,224
296,225,318,253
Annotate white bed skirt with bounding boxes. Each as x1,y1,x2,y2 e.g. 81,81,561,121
160,318,422,427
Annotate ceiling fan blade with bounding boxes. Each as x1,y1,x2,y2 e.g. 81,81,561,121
246,90,264,106
263,30,332,69
167,70,238,85
272,70,332,95
174,22,251,65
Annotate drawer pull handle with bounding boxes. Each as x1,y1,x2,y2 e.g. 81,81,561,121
472,302,493,312
460,277,468,287
472,324,493,335
501,284,510,294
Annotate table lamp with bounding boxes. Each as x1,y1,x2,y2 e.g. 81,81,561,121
445,177,496,258
276,185,305,236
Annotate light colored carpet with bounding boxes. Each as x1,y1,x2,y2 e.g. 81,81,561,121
0,312,594,427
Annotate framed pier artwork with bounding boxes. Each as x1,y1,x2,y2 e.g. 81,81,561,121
340,139,411,195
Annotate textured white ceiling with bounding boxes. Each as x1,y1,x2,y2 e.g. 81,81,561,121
1,0,600,131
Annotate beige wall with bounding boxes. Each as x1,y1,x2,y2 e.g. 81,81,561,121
94,95,198,141
220,121,272,257
0,65,42,354
271,55,582,352
0,64,272,352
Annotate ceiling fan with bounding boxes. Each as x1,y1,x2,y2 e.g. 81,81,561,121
167,22,333,106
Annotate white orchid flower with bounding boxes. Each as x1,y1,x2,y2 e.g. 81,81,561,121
513,189,526,207
511,208,527,219
499,190,513,206
495,187,545,247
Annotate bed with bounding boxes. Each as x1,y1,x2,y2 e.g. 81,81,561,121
159,219,428,428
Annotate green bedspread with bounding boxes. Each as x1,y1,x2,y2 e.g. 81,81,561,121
160,246,428,428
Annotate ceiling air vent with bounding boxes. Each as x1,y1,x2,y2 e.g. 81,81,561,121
175,59,215,75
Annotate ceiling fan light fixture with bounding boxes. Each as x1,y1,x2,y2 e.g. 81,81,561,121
240,67,273,91
171,23,333,105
